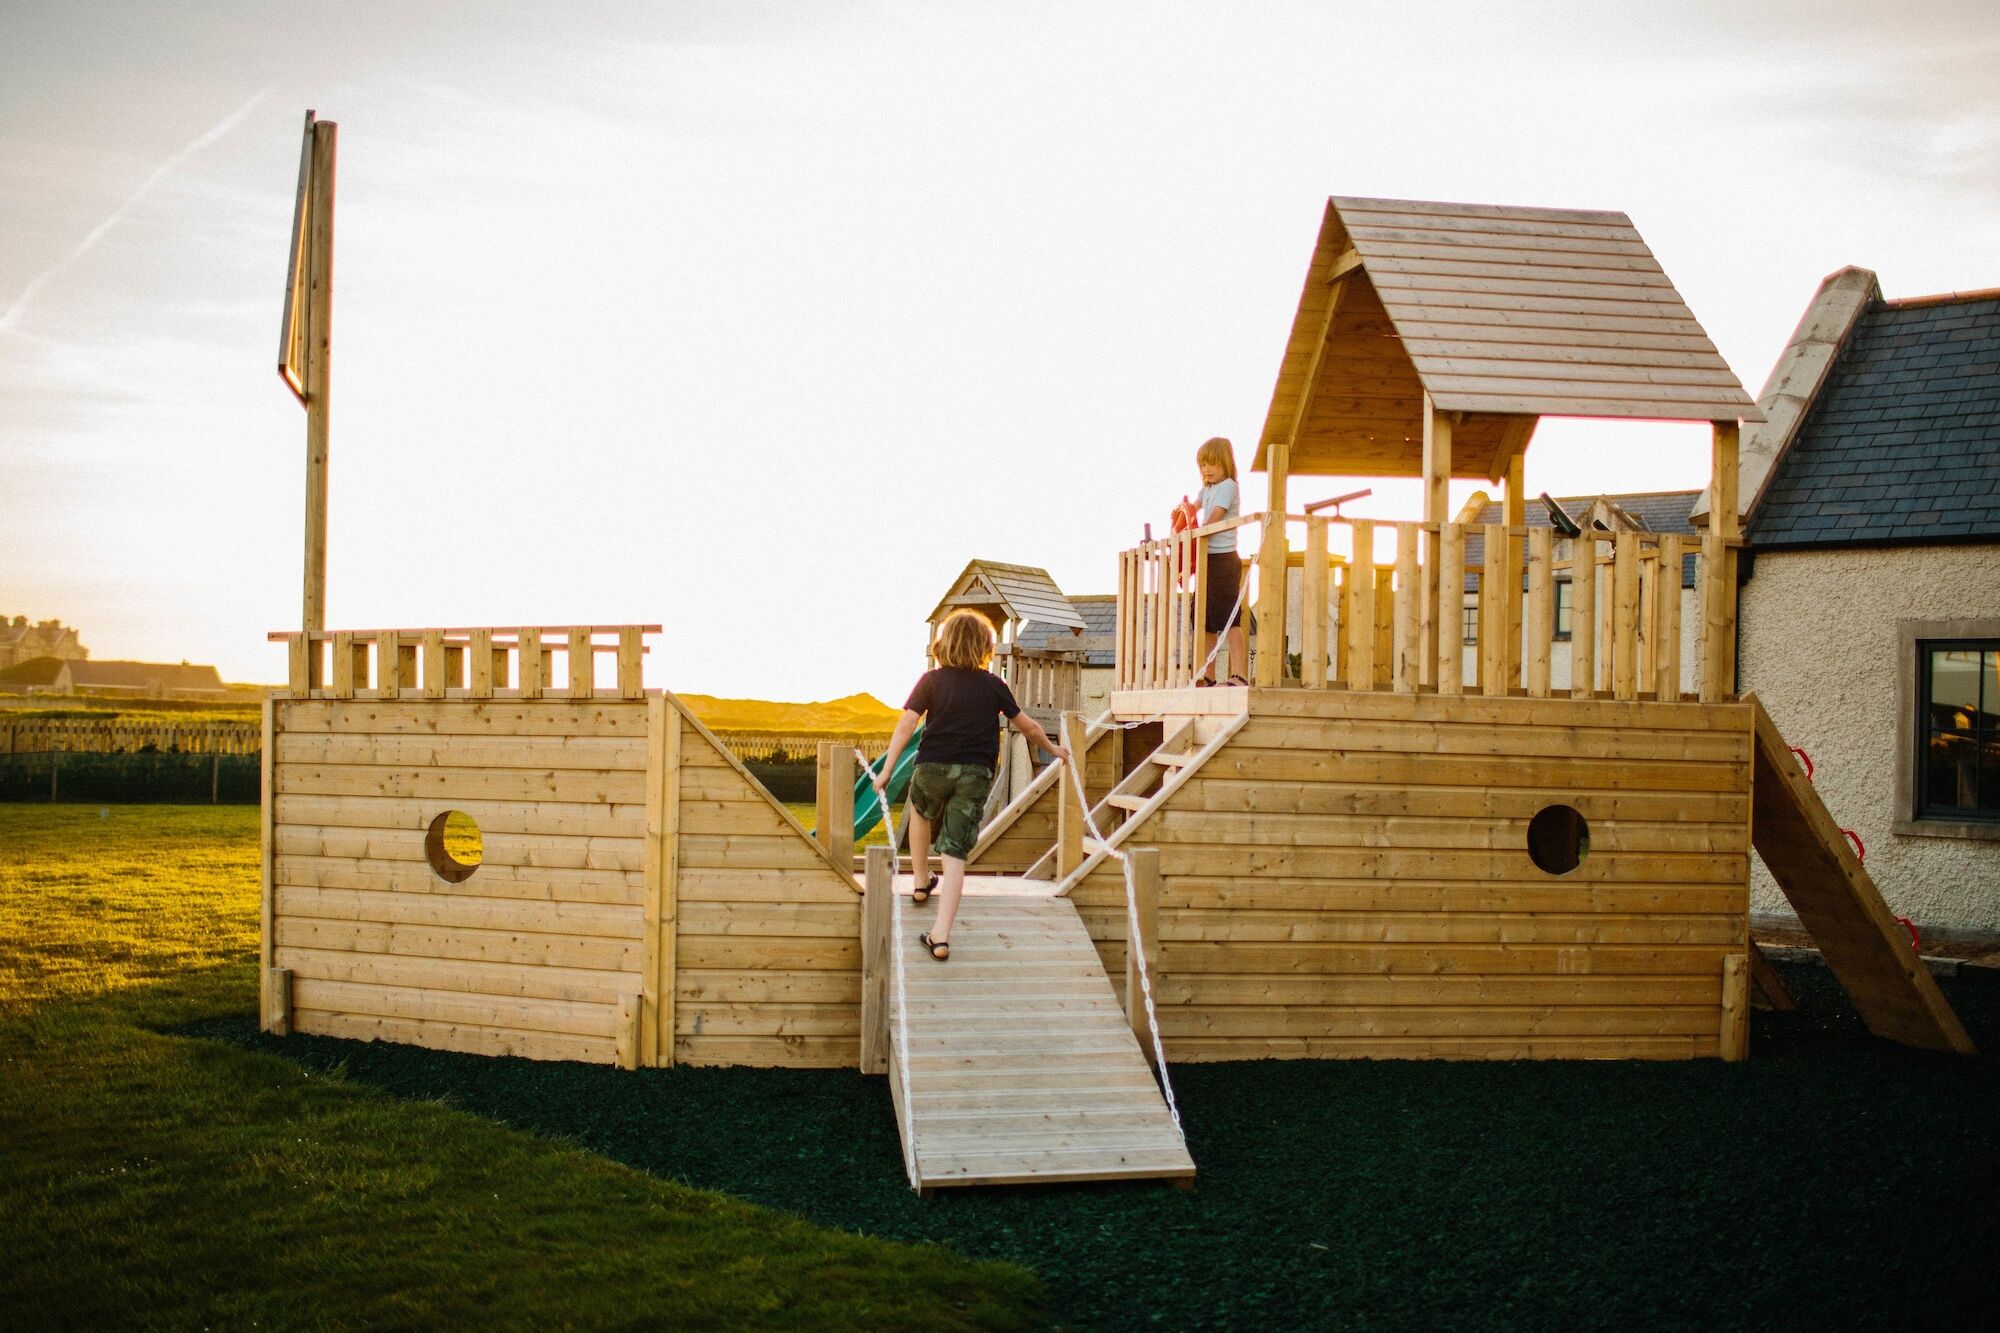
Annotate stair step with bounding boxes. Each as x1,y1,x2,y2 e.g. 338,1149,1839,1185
1105,793,1150,812
1152,750,1195,767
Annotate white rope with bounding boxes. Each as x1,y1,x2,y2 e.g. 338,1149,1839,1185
859,748,918,1180
1062,749,1184,1139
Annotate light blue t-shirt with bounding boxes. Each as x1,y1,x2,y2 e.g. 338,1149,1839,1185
1198,478,1239,552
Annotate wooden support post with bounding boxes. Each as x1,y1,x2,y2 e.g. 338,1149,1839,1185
1254,516,1287,687
1115,551,1134,689
421,629,445,699
1612,531,1639,700
517,629,542,699
1125,847,1161,1062
1655,534,1683,701
258,696,278,1032
1302,517,1329,689
1720,953,1750,1062
1057,711,1086,877
1373,568,1394,688
331,631,355,698
1503,452,1526,676
1421,395,1453,686
1701,420,1742,702
1345,520,1376,690
397,642,418,692
861,845,893,1074
1570,536,1596,697
1480,522,1507,696
377,631,401,700
615,993,640,1071
1190,534,1208,682
1637,548,1658,689
641,698,681,1066
266,968,293,1038
816,741,856,868
617,627,644,699
470,628,495,697
566,629,593,699
1526,527,1553,697
1437,522,1464,695
300,119,336,645
1393,524,1419,693
1149,546,1168,689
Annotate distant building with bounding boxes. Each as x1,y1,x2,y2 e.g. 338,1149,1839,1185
29,659,229,700
0,616,87,669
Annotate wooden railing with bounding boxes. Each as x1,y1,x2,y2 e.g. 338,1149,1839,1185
1115,513,1739,702
995,645,1083,716
267,625,659,701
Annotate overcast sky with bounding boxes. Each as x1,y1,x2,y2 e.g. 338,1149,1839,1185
4,0,1996,698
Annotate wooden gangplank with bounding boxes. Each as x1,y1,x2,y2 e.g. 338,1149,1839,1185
886,879,1194,1192
1750,698,1975,1054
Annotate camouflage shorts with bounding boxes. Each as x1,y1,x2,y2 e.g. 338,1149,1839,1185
908,762,994,861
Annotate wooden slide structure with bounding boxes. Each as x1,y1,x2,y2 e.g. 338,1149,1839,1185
1750,698,1975,1054
862,858,1194,1194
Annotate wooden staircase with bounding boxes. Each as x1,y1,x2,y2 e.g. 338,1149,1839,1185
880,876,1194,1193
1750,697,1975,1054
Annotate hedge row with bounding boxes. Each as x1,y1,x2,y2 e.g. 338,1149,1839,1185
0,752,261,804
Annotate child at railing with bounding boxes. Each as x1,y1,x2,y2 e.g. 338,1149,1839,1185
1194,436,1250,686
874,610,1069,962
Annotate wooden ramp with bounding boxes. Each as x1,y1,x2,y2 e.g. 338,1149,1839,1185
1750,698,1976,1054
886,877,1195,1193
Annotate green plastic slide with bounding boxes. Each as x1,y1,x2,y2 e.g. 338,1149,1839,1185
828,723,922,843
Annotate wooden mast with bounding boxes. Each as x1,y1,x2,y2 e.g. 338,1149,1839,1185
279,111,337,673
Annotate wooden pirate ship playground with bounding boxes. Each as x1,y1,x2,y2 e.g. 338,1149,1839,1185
259,118,1973,1195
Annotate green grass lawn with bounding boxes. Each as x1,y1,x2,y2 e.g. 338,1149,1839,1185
0,805,1040,1329
8,804,2000,1329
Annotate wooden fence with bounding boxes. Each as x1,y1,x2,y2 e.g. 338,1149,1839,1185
0,717,263,755
995,645,1082,716
268,624,659,700
1116,511,1739,702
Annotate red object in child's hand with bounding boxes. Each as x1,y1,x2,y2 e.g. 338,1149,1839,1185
1170,496,1200,533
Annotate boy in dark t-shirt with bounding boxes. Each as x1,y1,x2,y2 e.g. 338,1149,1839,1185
874,610,1069,961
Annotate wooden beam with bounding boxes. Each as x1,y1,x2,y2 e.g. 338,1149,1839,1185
1569,535,1597,698
652,706,683,1065
258,696,277,1032
1526,527,1553,697
1436,522,1464,695
1255,518,1287,687
1057,711,1086,877
617,627,644,699
1125,847,1162,1061
1422,395,1453,687
1346,520,1376,690
1655,534,1683,700
1719,954,1749,1062
1612,531,1639,700
1326,246,1362,282
1701,420,1741,701
1302,518,1329,688
615,993,640,1071
1503,451,1525,678
1393,523,1419,692
861,845,893,1074
301,120,336,642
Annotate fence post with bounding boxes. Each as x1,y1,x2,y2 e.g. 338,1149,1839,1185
861,845,893,1075
1057,711,1086,878
1125,847,1162,1063
816,741,855,869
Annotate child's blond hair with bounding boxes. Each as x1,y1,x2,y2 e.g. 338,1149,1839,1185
1196,436,1237,481
934,610,996,670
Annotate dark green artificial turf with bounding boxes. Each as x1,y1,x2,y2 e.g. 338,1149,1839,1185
207,963,2000,1331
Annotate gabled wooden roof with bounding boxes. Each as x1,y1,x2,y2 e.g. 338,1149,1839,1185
1256,196,1761,479
926,560,1085,632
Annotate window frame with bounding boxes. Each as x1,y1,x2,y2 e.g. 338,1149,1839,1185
1894,618,2000,841
1553,579,1573,642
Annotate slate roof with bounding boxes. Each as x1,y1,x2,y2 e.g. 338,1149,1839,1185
1464,490,1701,588
64,660,228,694
1015,595,1116,667
1750,292,2000,548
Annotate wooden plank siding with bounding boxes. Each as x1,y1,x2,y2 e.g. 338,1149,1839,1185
267,691,864,1069
1076,688,1753,1060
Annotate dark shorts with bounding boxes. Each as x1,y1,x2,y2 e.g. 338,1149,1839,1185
908,762,994,861
1203,549,1244,633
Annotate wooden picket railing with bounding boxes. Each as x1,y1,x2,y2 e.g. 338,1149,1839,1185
266,625,659,701
0,717,262,756
1115,513,1739,702
995,645,1083,717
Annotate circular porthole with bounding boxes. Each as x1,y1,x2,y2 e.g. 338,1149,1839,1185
1527,805,1589,876
425,810,483,884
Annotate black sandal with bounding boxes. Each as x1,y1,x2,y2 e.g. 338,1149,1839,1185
919,932,950,961
912,873,939,904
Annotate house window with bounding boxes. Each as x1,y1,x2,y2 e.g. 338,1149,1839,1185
1554,581,1573,641
1461,603,1478,646
1916,642,2000,823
